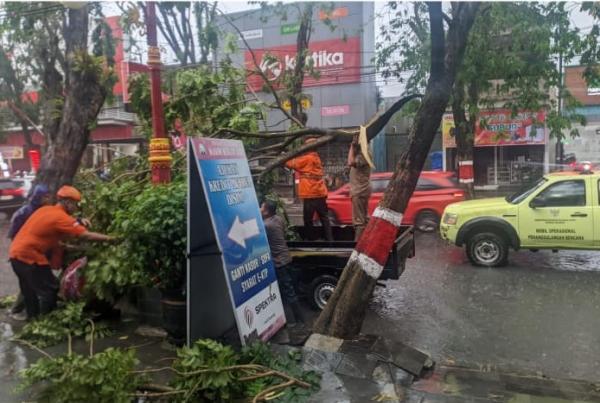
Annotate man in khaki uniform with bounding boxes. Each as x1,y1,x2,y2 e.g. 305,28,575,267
347,136,372,239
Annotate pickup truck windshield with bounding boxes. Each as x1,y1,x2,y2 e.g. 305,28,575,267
506,178,547,204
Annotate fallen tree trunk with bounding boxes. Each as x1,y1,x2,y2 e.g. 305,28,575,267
313,2,481,339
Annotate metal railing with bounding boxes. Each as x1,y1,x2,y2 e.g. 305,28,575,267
97,108,137,123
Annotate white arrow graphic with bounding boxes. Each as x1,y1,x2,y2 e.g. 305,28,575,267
228,216,260,248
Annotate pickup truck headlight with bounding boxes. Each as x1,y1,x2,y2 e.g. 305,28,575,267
443,213,458,225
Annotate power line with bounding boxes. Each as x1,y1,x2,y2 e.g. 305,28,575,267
0,4,65,21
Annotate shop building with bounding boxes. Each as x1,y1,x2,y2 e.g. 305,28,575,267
442,110,550,189
557,66,600,166
216,2,377,185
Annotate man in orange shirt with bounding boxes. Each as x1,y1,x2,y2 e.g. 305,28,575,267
9,185,114,319
286,137,333,241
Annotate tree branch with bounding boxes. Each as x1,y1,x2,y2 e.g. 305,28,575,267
428,2,445,80
218,8,305,128
257,134,337,180
186,4,196,64
6,101,46,137
169,6,191,63
364,94,422,140
442,12,452,25
155,4,185,63
216,127,352,139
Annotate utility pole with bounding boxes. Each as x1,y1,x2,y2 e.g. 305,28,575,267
146,1,171,184
555,27,564,171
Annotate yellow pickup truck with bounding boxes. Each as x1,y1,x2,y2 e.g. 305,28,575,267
440,168,599,266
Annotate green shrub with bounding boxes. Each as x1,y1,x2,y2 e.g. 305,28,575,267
15,302,111,348
18,348,143,403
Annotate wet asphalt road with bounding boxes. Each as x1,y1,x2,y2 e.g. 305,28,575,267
363,232,600,383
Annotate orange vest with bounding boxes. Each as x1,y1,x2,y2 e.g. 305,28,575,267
286,152,328,199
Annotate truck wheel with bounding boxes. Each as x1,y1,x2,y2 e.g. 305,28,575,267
415,210,439,233
309,275,338,310
466,232,508,267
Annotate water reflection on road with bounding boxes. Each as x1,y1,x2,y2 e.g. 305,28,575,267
364,233,600,382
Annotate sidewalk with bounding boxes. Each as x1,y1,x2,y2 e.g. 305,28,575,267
2,308,599,403
301,334,600,403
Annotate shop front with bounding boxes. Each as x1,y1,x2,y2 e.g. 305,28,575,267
442,110,549,188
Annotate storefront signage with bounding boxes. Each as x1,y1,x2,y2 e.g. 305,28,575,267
442,110,546,148
239,29,263,41
587,75,600,95
321,104,350,116
281,23,300,35
319,6,349,20
245,37,361,91
187,138,285,345
0,146,23,160
441,114,456,148
587,87,600,96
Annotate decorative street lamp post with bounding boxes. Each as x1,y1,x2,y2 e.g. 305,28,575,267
146,1,171,184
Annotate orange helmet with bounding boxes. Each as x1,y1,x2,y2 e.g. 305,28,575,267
56,185,81,202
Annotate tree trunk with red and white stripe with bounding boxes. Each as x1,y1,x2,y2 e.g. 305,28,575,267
313,2,481,339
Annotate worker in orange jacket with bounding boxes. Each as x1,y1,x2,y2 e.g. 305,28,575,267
286,137,333,241
9,186,114,319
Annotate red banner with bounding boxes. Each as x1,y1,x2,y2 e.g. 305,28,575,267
443,110,546,148
475,110,546,146
245,37,361,92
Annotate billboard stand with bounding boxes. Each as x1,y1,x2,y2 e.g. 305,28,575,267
187,137,286,346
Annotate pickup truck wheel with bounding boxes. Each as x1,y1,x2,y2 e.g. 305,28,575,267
309,275,338,310
466,232,508,267
415,210,439,233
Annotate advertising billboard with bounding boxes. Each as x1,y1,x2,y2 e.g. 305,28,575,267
443,110,546,148
188,138,285,345
245,37,361,91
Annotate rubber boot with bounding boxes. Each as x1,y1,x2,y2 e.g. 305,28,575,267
10,293,25,314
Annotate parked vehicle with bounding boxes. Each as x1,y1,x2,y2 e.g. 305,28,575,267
326,171,466,232
288,225,415,309
0,178,26,215
441,166,600,267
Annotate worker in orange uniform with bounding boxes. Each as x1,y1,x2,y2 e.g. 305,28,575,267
9,186,115,319
285,137,333,241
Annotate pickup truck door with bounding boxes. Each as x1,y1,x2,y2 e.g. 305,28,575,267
518,178,594,249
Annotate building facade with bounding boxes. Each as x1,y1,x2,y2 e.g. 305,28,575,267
216,3,377,189
560,65,600,166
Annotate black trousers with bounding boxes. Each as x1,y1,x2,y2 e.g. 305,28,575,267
11,259,58,319
276,264,299,305
302,197,333,241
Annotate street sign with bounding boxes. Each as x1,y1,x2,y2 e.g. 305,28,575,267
187,137,286,345
281,23,300,35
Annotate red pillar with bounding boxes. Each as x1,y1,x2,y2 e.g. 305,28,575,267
146,1,171,184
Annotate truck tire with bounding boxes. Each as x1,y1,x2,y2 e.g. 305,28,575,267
309,274,338,310
466,232,508,267
415,210,439,233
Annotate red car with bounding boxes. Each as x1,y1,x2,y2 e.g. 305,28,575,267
326,171,466,232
